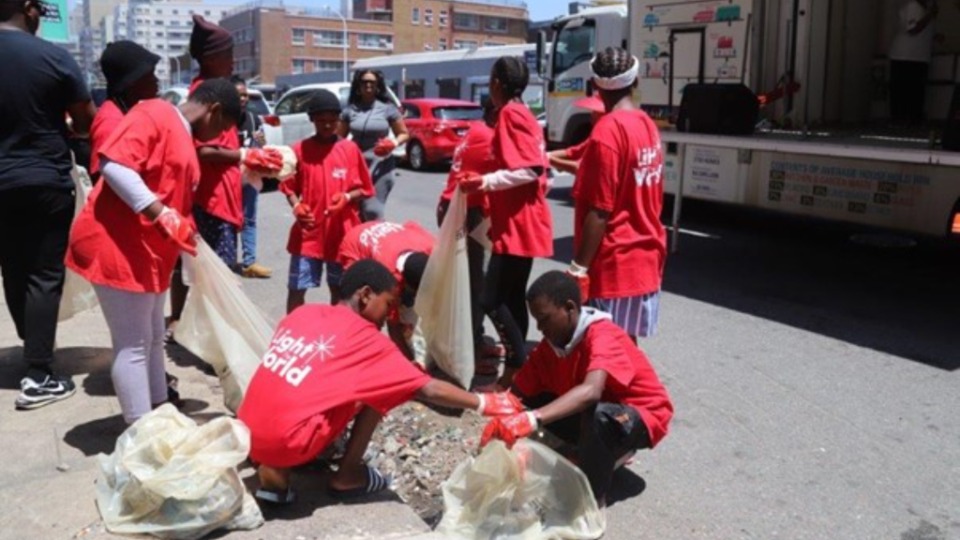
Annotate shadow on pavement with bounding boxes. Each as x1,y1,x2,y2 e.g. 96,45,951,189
607,468,647,508
0,346,112,390
547,197,959,371
64,414,127,456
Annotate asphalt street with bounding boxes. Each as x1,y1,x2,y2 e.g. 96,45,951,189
236,167,959,540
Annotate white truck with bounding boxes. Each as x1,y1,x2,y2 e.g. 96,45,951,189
538,0,960,243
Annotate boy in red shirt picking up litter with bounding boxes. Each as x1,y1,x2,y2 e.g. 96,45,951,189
481,271,673,507
283,90,374,312
239,259,524,505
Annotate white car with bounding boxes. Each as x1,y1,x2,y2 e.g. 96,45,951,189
263,82,402,149
161,86,273,116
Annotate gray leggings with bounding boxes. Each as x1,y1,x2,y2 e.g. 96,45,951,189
94,285,168,424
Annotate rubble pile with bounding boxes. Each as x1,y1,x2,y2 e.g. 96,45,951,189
367,402,486,524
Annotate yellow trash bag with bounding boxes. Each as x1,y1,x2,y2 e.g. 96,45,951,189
414,190,474,388
438,440,606,540
59,163,98,322
95,404,264,539
177,239,274,412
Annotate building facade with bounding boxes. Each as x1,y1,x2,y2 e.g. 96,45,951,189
221,0,528,84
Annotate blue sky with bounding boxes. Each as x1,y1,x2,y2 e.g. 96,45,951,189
526,0,570,22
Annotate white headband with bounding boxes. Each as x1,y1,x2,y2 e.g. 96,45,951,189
592,56,640,91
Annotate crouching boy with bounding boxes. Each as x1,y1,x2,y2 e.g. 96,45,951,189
239,259,522,504
481,271,673,507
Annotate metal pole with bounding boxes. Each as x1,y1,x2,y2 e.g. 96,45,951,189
327,6,348,82
670,143,686,253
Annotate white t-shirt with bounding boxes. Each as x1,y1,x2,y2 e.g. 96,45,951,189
889,1,935,63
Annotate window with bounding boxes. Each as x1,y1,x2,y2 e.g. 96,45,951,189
172,9,178,14
275,90,316,115
411,7,419,24
204,10,210,16
292,28,305,45
357,33,392,50
484,16,508,33
424,8,433,26
292,59,306,74
403,104,421,119
553,21,595,75
155,31,163,37
439,37,447,50
313,30,343,47
484,41,504,47
454,39,478,50
454,13,478,30
434,105,482,120
437,79,463,100
404,79,425,99
315,60,341,71
154,19,163,25
156,44,165,50
439,10,447,27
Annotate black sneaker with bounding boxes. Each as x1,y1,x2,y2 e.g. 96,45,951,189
15,373,76,410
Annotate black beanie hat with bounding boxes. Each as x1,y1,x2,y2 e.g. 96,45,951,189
189,15,233,59
100,41,160,96
307,89,342,115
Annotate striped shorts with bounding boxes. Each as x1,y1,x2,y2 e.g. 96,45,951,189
588,291,661,338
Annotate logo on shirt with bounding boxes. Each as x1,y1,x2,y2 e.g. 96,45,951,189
261,328,336,387
451,141,468,173
634,145,663,187
359,221,405,254
332,167,348,181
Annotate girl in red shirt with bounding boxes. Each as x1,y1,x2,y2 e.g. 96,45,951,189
459,57,554,388
570,47,667,341
66,79,241,424
89,41,160,183
283,90,374,313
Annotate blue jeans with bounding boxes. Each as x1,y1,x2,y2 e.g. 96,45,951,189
241,183,258,267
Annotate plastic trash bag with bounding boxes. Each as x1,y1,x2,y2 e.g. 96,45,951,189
241,145,297,191
59,163,99,322
414,190,474,388
177,239,274,412
96,404,264,539
438,440,606,540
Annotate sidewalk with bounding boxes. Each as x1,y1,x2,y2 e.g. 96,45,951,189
0,298,433,540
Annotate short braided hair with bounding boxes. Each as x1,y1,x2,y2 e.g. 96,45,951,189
491,56,529,100
591,47,636,79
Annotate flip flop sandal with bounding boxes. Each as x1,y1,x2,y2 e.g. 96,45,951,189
328,465,392,500
255,487,297,505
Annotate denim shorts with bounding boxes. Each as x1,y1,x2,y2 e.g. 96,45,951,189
588,291,661,338
288,255,343,291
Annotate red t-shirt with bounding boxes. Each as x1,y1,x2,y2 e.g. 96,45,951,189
89,99,124,177
513,317,673,447
189,77,243,227
566,139,590,161
440,122,496,209
487,101,553,258
238,304,432,467
282,137,374,260
572,109,666,298
337,220,435,283
66,99,199,293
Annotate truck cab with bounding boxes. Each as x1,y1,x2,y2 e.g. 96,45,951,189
539,5,628,148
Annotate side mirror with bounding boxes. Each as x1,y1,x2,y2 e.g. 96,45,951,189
536,31,545,79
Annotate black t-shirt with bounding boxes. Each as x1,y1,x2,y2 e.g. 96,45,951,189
0,30,90,192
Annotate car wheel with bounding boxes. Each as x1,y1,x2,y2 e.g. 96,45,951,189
408,141,427,171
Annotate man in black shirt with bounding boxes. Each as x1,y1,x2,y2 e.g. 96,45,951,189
0,0,97,409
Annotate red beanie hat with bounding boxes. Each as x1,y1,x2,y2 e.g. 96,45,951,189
190,15,233,59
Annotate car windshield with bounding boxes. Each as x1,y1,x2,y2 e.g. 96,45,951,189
434,106,483,121
247,95,271,116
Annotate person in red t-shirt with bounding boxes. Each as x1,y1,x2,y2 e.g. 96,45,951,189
480,271,673,507
165,16,283,342
458,56,554,388
569,48,667,341
337,220,433,360
89,41,160,184
239,259,525,505
547,95,605,175
284,90,374,313
436,98,502,371
66,79,241,424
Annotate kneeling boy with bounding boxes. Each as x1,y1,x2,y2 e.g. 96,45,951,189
239,259,521,504
481,271,673,506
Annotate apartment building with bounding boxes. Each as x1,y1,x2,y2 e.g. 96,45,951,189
221,0,528,84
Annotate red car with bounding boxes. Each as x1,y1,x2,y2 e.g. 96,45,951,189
401,98,484,171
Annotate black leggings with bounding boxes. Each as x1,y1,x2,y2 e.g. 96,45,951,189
523,394,652,503
481,253,533,368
